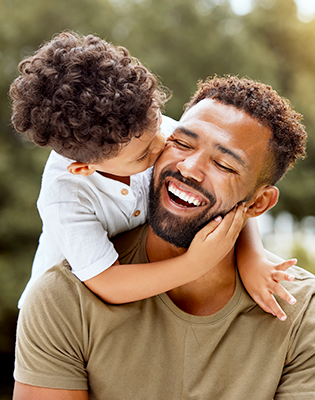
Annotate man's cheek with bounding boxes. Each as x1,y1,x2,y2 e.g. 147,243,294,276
161,143,182,160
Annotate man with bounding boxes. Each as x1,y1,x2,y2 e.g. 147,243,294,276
13,76,314,400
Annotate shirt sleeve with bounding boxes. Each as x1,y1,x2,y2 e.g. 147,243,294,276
275,292,315,399
41,198,118,281
14,265,89,390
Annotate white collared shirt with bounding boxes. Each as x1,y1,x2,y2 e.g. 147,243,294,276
18,116,177,308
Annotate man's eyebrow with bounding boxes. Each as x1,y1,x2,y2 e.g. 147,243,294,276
174,126,199,139
215,143,247,168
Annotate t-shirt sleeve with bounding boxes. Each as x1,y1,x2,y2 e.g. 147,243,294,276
42,198,118,281
275,291,315,399
14,265,89,390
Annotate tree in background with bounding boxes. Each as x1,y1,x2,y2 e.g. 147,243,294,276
1,0,314,397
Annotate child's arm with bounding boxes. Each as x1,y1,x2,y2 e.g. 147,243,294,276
236,218,297,321
84,204,246,304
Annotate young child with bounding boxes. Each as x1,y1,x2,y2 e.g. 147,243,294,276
10,31,296,319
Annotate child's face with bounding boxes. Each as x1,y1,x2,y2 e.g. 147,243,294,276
92,112,165,176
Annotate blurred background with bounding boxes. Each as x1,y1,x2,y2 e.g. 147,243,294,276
1,0,315,397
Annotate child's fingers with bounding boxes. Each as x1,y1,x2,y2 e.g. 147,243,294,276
206,203,245,240
272,270,295,283
254,297,276,316
224,203,247,240
200,203,245,244
258,294,287,321
272,282,296,306
195,216,223,241
275,259,297,271
201,208,236,241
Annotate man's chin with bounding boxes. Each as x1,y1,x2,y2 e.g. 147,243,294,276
148,204,221,249
148,168,234,248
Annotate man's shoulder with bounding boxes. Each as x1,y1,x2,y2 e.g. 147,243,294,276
266,248,315,284
265,249,315,312
284,264,315,301
287,264,315,281
21,261,83,308
19,261,112,331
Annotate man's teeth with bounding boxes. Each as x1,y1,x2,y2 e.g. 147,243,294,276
168,182,206,207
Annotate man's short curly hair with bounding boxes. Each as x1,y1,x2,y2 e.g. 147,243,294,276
185,75,307,186
10,31,168,163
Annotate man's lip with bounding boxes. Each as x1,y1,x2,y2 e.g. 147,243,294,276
165,178,208,207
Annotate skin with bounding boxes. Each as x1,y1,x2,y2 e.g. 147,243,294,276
156,99,271,220
13,382,88,400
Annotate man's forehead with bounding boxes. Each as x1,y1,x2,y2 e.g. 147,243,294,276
180,99,272,144
181,99,250,125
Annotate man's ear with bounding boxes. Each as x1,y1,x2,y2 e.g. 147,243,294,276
246,186,279,218
67,162,96,177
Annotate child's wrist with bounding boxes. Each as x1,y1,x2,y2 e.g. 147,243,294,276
237,250,267,264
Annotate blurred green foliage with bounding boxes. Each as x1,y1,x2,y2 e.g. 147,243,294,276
292,243,315,275
1,0,315,397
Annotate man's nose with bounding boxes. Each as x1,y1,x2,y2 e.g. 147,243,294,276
176,153,206,183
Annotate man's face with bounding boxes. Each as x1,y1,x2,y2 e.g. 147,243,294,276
149,99,272,248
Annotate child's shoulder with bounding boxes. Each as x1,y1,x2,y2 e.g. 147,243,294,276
41,151,78,187
40,151,74,185
44,150,73,172
39,151,95,205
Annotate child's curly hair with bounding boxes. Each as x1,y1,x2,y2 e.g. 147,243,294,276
185,75,307,185
10,31,168,163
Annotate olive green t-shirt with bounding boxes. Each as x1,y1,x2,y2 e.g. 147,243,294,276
15,224,315,399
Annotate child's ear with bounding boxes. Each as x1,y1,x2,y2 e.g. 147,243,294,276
67,162,96,177
245,186,279,218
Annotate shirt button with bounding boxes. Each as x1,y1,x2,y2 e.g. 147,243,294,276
133,210,140,217
121,188,129,196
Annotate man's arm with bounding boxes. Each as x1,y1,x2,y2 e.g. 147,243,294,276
13,382,88,400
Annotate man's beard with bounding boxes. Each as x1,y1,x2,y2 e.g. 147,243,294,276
148,170,236,249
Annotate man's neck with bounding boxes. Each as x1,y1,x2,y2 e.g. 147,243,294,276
146,226,236,316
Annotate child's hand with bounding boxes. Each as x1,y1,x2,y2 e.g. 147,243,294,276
186,204,247,276
241,258,297,321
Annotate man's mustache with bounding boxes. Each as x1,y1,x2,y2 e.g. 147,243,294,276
158,169,216,206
